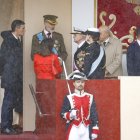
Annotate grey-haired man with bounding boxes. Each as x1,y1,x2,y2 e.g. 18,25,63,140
31,15,68,61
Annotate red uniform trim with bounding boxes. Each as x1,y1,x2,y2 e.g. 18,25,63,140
66,123,73,140
72,119,90,126
66,112,71,120
92,129,99,134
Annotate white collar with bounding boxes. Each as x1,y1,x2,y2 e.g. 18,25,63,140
12,33,19,40
137,39,140,46
78,40,85,48
44,29,52,38
44,29,49,34
104,38,109,43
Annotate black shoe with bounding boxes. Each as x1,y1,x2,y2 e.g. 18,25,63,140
1,128,18,135
12,125,23,134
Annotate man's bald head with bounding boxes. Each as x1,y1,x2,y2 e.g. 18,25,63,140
99,25,111,42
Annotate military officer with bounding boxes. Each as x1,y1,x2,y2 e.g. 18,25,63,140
71,28,89,71
83,28,106,79
31,15,68,61
60,71,99,140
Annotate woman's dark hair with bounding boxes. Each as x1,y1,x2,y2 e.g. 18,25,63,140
11,19,25,32
90,33,100,41
84,31,100,42
42,38,54,52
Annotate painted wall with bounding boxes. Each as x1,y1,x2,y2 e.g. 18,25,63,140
0,0,24,44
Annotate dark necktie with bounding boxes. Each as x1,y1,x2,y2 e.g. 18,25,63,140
103,42,106,46
17,38,21,46
47,32,51,38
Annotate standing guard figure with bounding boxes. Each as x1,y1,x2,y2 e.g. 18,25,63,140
60,71,99,140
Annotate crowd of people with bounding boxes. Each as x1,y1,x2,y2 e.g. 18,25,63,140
0,14,140,137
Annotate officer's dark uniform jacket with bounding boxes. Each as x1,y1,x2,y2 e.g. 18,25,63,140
60,89,99,140
83,42,106,79
127,40,140,76
74,41,89,71
31,31,68,61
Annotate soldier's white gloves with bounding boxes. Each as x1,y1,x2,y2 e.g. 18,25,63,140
91,133,98,140
70,109,77,119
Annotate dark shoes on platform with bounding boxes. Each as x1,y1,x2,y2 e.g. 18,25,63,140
13,124,23,134
1,127,19,135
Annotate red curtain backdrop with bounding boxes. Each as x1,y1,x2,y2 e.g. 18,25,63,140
36,80,120,140
97,0,140,49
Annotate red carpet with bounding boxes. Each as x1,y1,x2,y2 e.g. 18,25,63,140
0,131,55,140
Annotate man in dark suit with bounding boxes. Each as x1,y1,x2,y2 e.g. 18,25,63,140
31,15,68,61
71,28,89,71
127,27,140,75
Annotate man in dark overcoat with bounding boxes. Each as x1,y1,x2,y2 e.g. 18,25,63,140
0,19,25,134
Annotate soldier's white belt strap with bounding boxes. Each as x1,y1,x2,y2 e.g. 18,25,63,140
88,47,104,77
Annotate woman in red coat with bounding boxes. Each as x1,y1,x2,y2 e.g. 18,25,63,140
34,38,63,79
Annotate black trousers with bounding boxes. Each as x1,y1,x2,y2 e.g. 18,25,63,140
1,87,16,129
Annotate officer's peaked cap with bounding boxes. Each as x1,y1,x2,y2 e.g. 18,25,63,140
83,27,100,37
43,15,58,25
70,27,85,34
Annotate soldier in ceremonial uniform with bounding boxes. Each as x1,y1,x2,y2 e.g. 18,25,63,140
71,28,89,71
31,15,68,61
60,71,99,140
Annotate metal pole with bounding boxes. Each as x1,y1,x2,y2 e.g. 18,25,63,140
29,84,51,117
62,61,71,95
